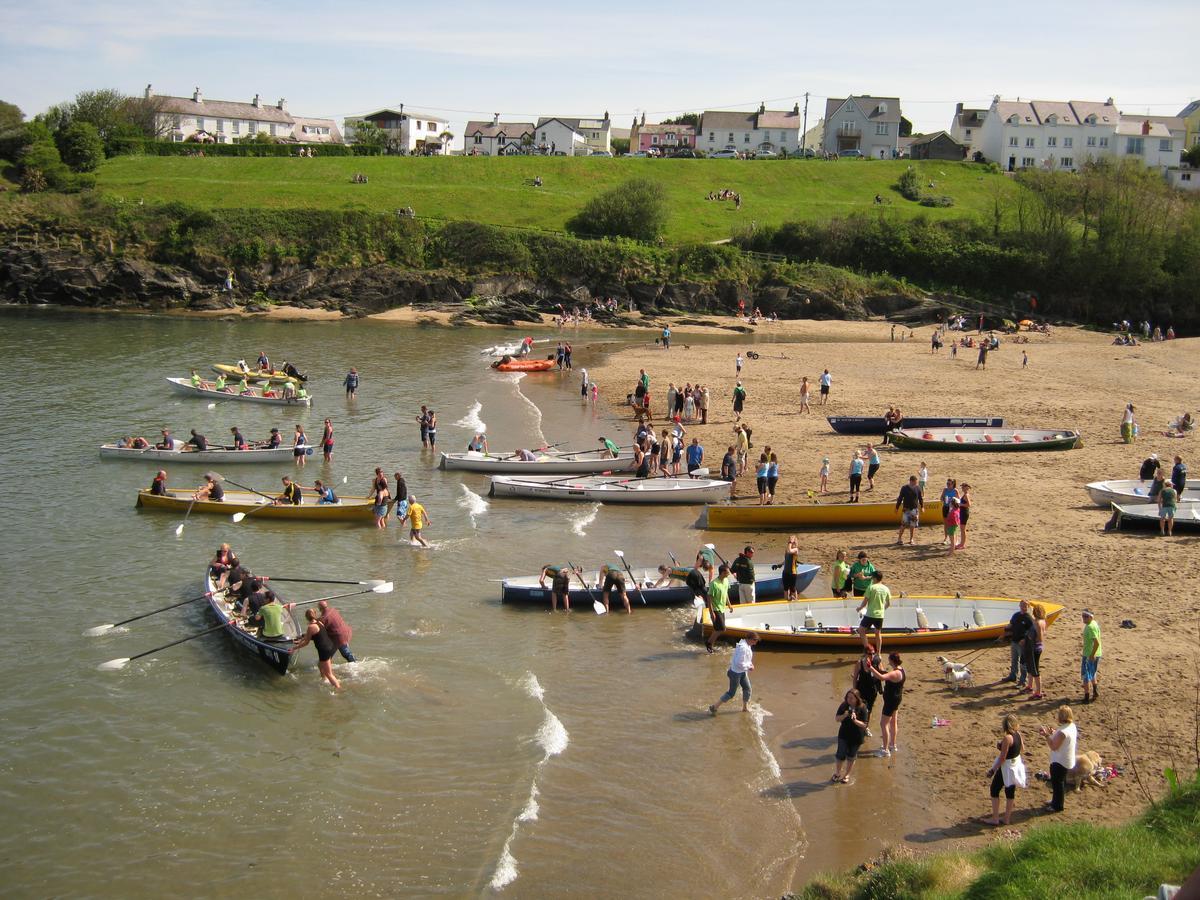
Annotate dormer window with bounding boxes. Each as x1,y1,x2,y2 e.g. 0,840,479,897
877,101,888,114
1008,115,1019,125
1086,115,1097,125
1047,115,1057,125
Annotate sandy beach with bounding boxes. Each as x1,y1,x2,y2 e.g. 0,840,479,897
584,317,1199,849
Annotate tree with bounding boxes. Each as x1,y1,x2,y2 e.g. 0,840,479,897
0,100,23,132
1183,144,1200,168
351,120,387,149
611,137,630,156
566,178,668,242
19,123,71,191
63,89,128,143
662,113,700,128
438,130,454,154
122,94,169,138
899,116,913,138
59,122,105,171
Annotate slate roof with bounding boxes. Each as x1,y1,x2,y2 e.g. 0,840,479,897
824,96,901,125
464,121,535,138
954,107,987,129
909,130,963,148
700,110,757,131
157,94,293,124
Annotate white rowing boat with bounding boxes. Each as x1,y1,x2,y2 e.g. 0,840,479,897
889,427,1080,452
1109,502,1200,531
1085,478,1200,507
488,474,732,504
439,447,636,474
101,440,304,463
167,377,312,407
480,339,549,358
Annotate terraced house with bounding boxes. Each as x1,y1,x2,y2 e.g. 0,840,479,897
149,85,340,144
463,116,536,156
698,103,803,156
821,95,902,158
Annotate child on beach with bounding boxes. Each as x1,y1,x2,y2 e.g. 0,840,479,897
945,497,962,554
820,457,830,493
918,462,928,494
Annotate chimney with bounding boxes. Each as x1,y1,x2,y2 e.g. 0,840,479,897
144,84,154,99
1105,97,1114,107
277,98,286,111
641,112,646,125
793,102,800,114
758,101,766,114
493,112,499,126
252,93,261,108
955,102,963,115
603,110,609,121
1142,120,1151,135
193,87,203,103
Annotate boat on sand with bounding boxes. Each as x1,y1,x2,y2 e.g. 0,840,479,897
440,447,636,474
489,474,732,504
828,416,1003,436
1084,478,1200,507
888,427,1080,452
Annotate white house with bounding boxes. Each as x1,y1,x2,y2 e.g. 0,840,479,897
698,103,804,156
343,108,451,154
950,103,987,158
534,114,612,154
463,116,536,156
149,85,339,144
1115,117,1180,173
1166,165,1199,192
821,96,902,158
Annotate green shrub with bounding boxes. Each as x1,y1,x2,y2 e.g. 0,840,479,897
566,177,668,242
897,166,922,201
919,195,955,207
59,122,105,172
430,221,532,272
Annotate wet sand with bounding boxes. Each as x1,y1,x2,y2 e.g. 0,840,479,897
586,317,1200,856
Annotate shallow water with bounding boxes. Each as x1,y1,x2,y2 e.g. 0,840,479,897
0,310,928,897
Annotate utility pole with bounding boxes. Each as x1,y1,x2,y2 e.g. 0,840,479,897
801,92,809,149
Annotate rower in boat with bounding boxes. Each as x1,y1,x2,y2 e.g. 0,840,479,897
237,376,253,396
190,369,210,389
274,475,303,506
515,448,538,461
128,435,150,449
280,381,297,400
187,429,208,451
298,479,338,504
266,428,282,449
256,351,270,372
600,436,621,458
252,591,293,643
209,543,240,589
230,426,248,450
150,469,169,496
467,433,489,453
193,473,224,501
156,429,174,450
214,374,231,393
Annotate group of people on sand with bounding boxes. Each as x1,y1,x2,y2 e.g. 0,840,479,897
1138,452,1190,536
209,544,354,690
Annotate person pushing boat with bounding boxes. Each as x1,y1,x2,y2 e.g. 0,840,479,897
319,599,355,661
598,565,631,614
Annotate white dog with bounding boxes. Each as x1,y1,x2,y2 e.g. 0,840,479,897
936,656,974,690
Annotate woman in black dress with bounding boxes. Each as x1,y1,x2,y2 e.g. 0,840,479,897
295,608,341,690
869,652,905,758
833,689,870,784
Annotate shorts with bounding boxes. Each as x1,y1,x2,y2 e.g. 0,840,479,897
782,571,796,591
867,463,880,480
960,508,970,526
1081,656,1100,682
902,509,920,526
946,524,959,536
395,499,409,519
1160,506,1176,520
820,385,830,395
881,696,902,717
672,451,682,464
757,476,768,494
293,448,305,458
849,473,862,491
373,503,388,518
711,610,726,630
860,615,884,630
833,585,849,598
835,737,861,761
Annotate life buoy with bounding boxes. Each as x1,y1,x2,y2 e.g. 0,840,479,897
955,435,964,442
923,432,934,440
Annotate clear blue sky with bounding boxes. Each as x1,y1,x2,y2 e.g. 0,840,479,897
1,0,1195,141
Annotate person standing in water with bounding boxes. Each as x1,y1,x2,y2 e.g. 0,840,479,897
343,368,359,399
404,494,432,547
709,632,759,715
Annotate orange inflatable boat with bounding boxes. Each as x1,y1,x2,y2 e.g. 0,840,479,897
493,358,555,372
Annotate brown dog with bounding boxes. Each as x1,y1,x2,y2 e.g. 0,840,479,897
1067,750,1105,791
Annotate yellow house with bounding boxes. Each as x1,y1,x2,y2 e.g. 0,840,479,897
1180,100,1200,149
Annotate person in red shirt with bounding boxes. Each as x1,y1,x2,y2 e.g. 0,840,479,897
319,600,355,662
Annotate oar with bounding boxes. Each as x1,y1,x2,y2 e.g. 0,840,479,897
174,495,200,537
259,577,390,588
613,549,648,606
569,560,605,615
288,582,395,608
220,477,276,502
703,542,730,567
231,502,276,524
86,591,213,636
99,621,234,670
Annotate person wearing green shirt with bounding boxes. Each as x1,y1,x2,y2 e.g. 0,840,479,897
831,549,851,598
214,374,227,392
1081,610,1102,703
705,564,731,653
856,571,892,653
252,591,291,641
730,546,757,604
848,551,877,597
1158,483,1178,536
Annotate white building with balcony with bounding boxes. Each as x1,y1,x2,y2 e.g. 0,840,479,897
343,108,451,154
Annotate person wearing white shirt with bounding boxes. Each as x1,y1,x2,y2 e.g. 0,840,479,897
819,369,832,405
709,633,759,715
1041,705,1078,813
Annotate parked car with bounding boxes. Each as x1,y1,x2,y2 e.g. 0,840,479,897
629,151,651,158
669,149,697,158
839,149,864,158
710,149,740,159
755,149,778,159
589,150,612,157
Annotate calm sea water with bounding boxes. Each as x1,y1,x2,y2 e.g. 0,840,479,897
0,310,926,898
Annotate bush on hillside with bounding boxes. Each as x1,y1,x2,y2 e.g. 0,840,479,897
59,122,105,172
430,221,532,273
566,178,668,242
896,166,922,201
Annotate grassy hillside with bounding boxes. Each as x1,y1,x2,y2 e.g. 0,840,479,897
94,155,1013,244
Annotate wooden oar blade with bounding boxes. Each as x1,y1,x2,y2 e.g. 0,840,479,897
98,657,131,670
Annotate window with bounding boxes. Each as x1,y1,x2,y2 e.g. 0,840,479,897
540,132,546,142
1025,137,1035,148
1159,139,1171,152
1126,137,1144,155
429,122,436,132
876,122,889,135
1008,136,1018,147
728,133,734,143
744,133,750,143
196,117,204,131
269,124,277,136
1086,136,1095,146
1099,137,1108,148
965,128,972,138
708,132,714,141
1061,157,1073,168
841,120,854,132
1047,136,1056,147
1063,137,1072,148
651,135,658,144
248,121,257,134
232,120,240,134
1182,173,1192,181
216,119,224,133
1021,156,1035,167
171,115,181,131
473,135,482,144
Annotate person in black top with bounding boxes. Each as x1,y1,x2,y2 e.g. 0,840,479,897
599,565,631,614
895,474,924,545
984,714,1024,826
150,470,168,496
282,361,306,382
1004,599,1034,686
634,443,651,479
833,688,870,784
229,427,248,450
1139,453,1160,481
684,565,709,605
187,429,208,452
275,475,302,505
193,472,223,501
266,428,282,449
295,608,341,690
868,652,905,757
852,645,882,729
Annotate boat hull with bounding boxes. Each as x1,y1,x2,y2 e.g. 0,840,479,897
167,377,312,407
703,596,1064,647
500,565,817,606
488,475,733,504
211,364,301,385
1111,502,1200,531
440,450,637,474
828,416,1004,435
888,427,1080,451
704,500,944,530
137,489,378,521
1085,479,1200,507
205,572,299,674
494,359,555,372
101,443,305,463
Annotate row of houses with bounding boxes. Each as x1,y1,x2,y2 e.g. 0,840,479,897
148,86,344,145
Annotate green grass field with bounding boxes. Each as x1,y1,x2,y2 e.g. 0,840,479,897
94,155,1012,244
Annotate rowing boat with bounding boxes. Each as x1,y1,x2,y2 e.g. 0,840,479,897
1084,478,1200,507
167,377,313,407
439,447,637,474
488,474,733,504
888,427,1080,451
500,565,817,606
1109,502,1200,531
205,570,300,674
828,416,1004,436
101,440,306,463
493,359,555,372
703,500,945,530
702,596,1064,647
211,364,301,385
481,339,549,357
136,489,378,521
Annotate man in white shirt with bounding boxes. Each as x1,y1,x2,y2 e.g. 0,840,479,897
709,632,760,715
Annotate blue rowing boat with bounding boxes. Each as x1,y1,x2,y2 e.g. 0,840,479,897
828,416,1004,436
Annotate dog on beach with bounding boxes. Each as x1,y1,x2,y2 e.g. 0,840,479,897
1067,750,1105,792
936,656,974,691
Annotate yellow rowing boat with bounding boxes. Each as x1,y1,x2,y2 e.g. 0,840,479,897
135,489,380,521
703,500,945,530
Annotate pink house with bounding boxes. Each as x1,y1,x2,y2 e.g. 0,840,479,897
630,118,696,154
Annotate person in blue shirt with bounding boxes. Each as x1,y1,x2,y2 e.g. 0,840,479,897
686,438,704,476
307,479,338,504
1171,455,1187,495
343,368,359,399
849,452,865,502
661,326,671,349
